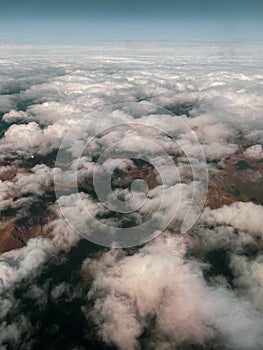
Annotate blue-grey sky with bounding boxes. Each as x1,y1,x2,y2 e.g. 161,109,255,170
0,0,262,43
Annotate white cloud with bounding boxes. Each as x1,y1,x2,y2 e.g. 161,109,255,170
243,144,263,160
202,202,263,236
0,42,263,349
3,109,28,122
85,237,263,350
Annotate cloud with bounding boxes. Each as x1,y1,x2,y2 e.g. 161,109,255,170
202,202,263,236
4,121,43,148
0,95,13,112
84,236,263,350
3,109,28,122
0,42,263,349
243,144,263,160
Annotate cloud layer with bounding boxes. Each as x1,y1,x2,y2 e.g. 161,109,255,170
0,42,262,349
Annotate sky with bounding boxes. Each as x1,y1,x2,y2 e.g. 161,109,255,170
0,0,262,43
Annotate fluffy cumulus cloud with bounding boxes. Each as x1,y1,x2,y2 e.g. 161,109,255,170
202,202,263,236
84,237,263,350
0,42,262,349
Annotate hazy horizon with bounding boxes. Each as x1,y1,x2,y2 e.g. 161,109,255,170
1,2,263,349
0,0,262,44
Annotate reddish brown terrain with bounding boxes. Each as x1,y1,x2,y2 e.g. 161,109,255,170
1,144,262,254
